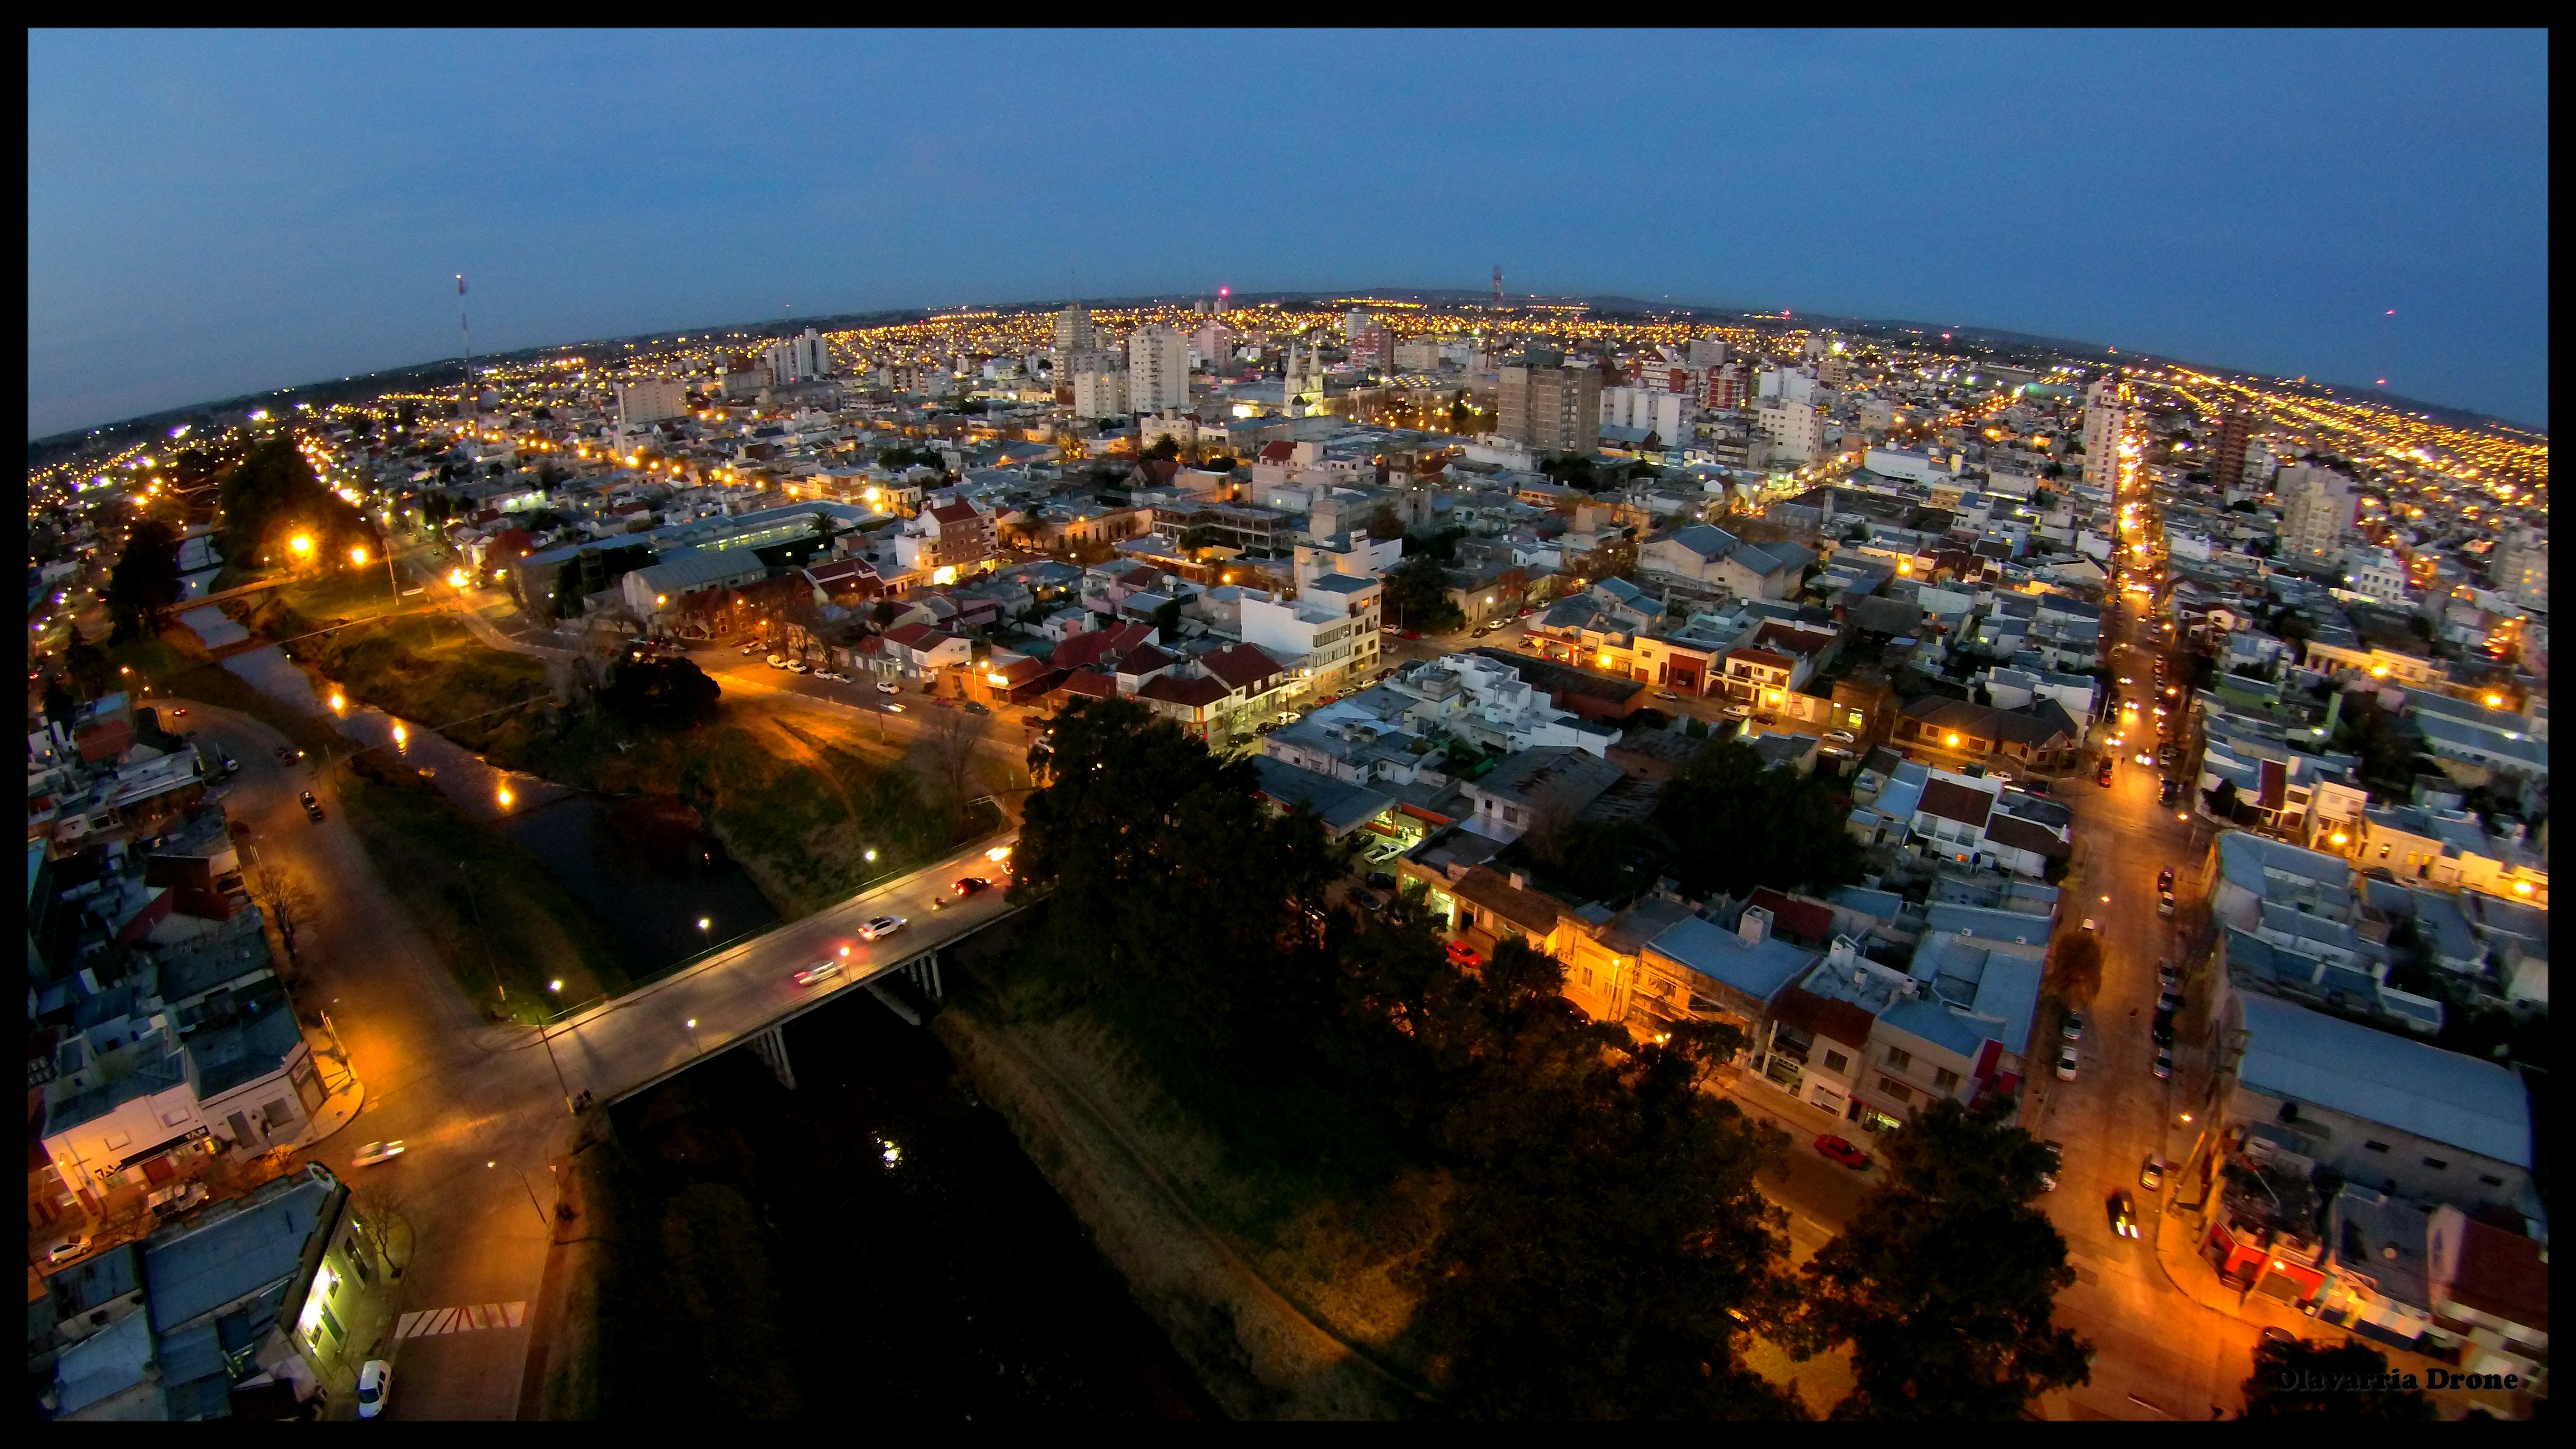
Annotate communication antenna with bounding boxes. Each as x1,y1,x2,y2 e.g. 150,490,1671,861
1491,265,1504,306
456,274,472,416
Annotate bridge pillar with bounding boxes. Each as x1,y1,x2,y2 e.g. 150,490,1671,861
905,951,945,1001
746,1024,796,1091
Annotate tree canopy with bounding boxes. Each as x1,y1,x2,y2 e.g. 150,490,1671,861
600,657,721,732
215,437,366,568
1654,740,1864,899
1792,1096,2091,1418
103,517,183,642
1382,553,1464,633
2237,1337,2435,1419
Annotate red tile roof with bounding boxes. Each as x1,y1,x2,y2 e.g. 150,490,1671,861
929,502,983,526
1728,646,1797,671
1258,441,1296,462
1917,779,1998,831
2447,1216,2549,1333
881,622,955,651
1769,984,1876,1051
1137,673,1229,708
1117,643,1177,678
1200,642,1284,692
1057,670,1118,700
1054,620,1157,671
1748,888,1836,945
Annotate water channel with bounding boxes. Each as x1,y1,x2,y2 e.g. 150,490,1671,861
219,643,776,974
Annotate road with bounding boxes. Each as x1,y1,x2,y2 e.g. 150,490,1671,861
169,690,1023,1420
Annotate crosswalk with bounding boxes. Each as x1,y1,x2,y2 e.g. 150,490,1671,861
395,1301,527,1339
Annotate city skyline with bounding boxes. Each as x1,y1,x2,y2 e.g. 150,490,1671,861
29,29,2551,439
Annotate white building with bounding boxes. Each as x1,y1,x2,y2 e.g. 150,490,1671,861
1243,591,1365,692
2277,462,2355,562
764,328,831,386
1128,325,1191,414
2342,546,2411,603
1754,399,1824,464
616,377,689,432
1071,366,1130,421
2489,524,2547,612
1053,301,1097,356
1601,385,1692,446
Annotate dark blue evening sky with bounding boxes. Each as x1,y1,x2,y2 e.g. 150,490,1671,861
27,29,2550,438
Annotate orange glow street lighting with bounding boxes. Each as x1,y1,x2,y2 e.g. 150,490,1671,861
288,534,315,559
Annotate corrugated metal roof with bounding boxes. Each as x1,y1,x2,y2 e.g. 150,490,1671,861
2237,992,2531,1168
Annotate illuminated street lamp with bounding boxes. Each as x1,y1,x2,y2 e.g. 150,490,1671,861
288,534,314,559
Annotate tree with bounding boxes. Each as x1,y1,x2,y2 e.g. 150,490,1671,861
920,704,988,825
1655,740,1863,898
105,517,183,641
42,678,78,727
2046,931,2104,1010
1383,553,1464,633
63,630,113,697
1142,435,1182,463
1793,1096,2092,1418
1449,397,1472,432
1150,598,1182,637
600,657,720,732
811,509,839,552
2236,1336,2435,1419
870,599,902,629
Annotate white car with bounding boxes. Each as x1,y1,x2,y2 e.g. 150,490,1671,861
787,660,808,674
357,1359,392,1419
739,645,759,656
2054,1045,2079,1082
857,915,906,941
793,958,842,987
351,1140,406,1168
48,1235,89,1265
875,680,900,695
766,655,787,669
1825,730,1857,744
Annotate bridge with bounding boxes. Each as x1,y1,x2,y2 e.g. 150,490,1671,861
531,832,1029,1109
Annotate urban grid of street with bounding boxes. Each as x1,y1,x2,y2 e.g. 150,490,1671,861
158,495,2270,1420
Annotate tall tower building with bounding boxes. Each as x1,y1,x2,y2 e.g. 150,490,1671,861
2081,376,2128,491
2489,524,2549,612
1127,324,1190,413
763,328,830,386
2276,462,2356,562
1496,353,1601,455
1284,342,1325,414
2209,409,2254,491
1053,302,1096,357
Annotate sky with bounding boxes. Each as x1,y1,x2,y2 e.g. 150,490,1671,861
27,29,2551,438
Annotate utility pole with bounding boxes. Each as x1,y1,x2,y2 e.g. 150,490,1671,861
456,274,473,421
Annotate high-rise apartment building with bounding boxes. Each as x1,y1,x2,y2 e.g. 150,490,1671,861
763,328,831,386
1600,385,1691,447
1704,361,1751,412
2276,462,2356,561
616,377,690,432
1496,353,1601,455
1071,365,1130,420
1053,302,1097,357
2209,409,2254,492
1753,398,1822,463
2081,377,2128,490
2489,524,2549,612
1128,325,1191,413
1686,337,1730,368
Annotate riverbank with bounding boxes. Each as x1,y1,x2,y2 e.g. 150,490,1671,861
932,953,1438,1419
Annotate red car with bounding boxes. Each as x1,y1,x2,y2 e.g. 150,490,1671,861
950,876,991,897
1399,629,1422,641
1443,940,1482,969
1813,1134,1871,1169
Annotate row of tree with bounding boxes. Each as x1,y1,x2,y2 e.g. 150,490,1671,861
1007,700,2091,1419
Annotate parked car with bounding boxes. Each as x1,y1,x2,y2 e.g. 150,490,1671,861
2061,1010,2084,1043
1825,729,1857,744
2040,1140,2063,1192
964,700,990,715
2139,1156,2163,1190
2054,1045,2079,1081
2157,958,2179,989
883,703,906,713
766,654,787,669
2155,990,2180,1016
793,958,843,987
2153,1047,2175,1079
357,1359,393,1419
1813,1134,1871,1169
2096,762,2114,787
2157,867,2176,891
787,660,808,674
1366,871,1397,892
2152,1015,2176,1046
48,1235,90,1265
858,915,906,941
875,680,899,694
1654,690,1680,702
2157,896,2176,918
147,1181,206,1215
1398,629,1421,641
1443,940,1482,969
2108,1191,2141,1238
351,1140,406,1168
740,644,759,656
301,790,325,822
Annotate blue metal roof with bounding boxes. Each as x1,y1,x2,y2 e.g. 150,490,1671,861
1645,916,1813,1004
2236,992,2531,1168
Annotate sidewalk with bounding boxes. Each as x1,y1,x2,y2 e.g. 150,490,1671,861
287,1038,368,1154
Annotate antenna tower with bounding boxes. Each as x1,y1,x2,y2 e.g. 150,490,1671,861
1491,266,1504,306
456,274,472,418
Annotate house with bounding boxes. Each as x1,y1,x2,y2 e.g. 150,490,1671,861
1892,695,2079,774
619,546,769,633
1459,746,1627,843
1247,755,1398,839
877,622,973,677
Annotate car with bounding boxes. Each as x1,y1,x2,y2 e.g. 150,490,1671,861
1366,871,1397,892
786,660,808,674
1813,1134,1871,1169
964,700,989,715
2152,1015,2175,1045
2139,1156,2163,1190
884,703,906,713
1825,729,1857,744
858,915,906,941
273,744,297,763
2096,764,2114,787
950,876,991,897
2153,1047,2175,1079
351,1140,406,1168
217,749,239,775
793,958,842,986
301,790,325,822
2157,958,2179,988
1722,704,1751,719
1348,887,1387,912
2062,1010,2085,1043
2157,867,2176,891
1653,690,1680,702
2040,1140,2063,1192
2155,990,2180,1017
357,1359,393,1419
766,654,787,668
740,644,759,656
1399,629,1421,641
2080,917,2099,934
2020,776,2051,796
2160,782,2180,806
2054,1045,2078,1081
48,1235,90,1265
2157,897,2176,918
1753,712,1777,725
2134,752,2153,766
875,680,899,694
2118,676,2134,685
1443,940,1482,969
2109,1191,2141,1238
146,1181,206,1215
2260,1326,2302,1348
170,707,186,717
